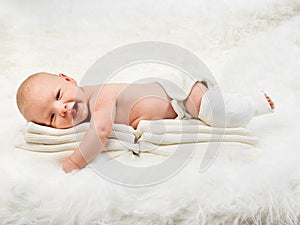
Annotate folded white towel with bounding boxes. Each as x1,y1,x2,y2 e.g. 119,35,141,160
24,122,136,144
17,139,139,152
14,139,139,161
25,130,136,145
26,121,136,137
17,141,80,152
25,132,86,145
15,119,258,161
138,133,258,146
25,122,90,135
136,119,252,136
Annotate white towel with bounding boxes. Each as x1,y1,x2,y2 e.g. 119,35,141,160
23,122,136,144
135,119,252,136
138,132,258,146
15,119,258,161
25,122,90,135
15,122,139,161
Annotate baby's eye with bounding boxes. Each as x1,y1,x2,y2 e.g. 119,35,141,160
50,113,55,123
56,90,61,100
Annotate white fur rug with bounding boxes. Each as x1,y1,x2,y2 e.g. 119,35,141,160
0,0,300,224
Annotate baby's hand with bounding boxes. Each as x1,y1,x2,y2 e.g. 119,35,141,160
61,157,80,173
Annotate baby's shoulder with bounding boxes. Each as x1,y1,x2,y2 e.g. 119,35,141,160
89,83,127,109
99,83,128,97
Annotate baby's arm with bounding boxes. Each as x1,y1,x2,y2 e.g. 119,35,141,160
61,98,116,173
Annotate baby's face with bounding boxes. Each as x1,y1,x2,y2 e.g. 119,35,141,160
23,74,89,128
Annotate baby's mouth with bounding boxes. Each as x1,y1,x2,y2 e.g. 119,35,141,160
72,102,78,119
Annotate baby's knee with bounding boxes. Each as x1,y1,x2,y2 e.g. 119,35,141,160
184,81,209,118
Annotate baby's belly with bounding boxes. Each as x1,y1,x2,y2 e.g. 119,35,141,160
114,82,177,129
128,97,178,128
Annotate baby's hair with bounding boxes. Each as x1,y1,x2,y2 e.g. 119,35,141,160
16,72,55,120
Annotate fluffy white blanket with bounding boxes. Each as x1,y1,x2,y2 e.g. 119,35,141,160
0,0,299,224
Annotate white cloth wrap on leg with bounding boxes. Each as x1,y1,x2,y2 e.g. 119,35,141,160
198,87,273,128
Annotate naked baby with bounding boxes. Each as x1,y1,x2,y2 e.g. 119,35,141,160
16,72,275,173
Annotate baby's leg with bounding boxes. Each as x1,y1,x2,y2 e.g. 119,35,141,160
184,81,208,118
185,84,275,128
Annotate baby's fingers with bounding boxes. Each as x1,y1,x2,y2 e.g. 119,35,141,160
61,158,79,173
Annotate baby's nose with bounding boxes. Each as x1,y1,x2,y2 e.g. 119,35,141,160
54,101,68,116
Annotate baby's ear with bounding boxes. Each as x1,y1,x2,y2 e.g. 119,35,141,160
59,73,77,85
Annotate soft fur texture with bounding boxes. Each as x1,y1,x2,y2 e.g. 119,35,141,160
0,0,300,224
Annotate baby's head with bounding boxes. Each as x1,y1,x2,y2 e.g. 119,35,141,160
16,72,90,128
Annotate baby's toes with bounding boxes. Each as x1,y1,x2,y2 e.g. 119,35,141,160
269,99,275,110
264,93,275,110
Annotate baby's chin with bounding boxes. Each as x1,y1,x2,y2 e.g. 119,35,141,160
70,114,90,128
69,119,88,128
52,118,87,129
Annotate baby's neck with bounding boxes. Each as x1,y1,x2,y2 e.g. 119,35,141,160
81,84,103,114
81,85,100,101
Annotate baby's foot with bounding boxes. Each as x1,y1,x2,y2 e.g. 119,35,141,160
253,92,275,116
264,93,275,110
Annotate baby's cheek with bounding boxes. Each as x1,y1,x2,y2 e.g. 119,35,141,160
55,117,74,129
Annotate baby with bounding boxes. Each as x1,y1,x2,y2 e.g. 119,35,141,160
16,72,275,173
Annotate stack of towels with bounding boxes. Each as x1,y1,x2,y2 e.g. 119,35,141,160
15,119,258,161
